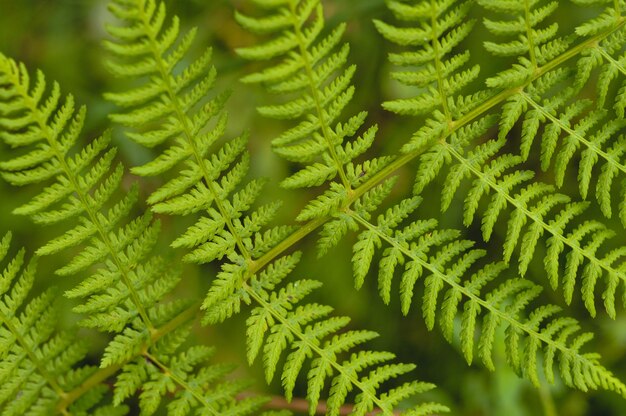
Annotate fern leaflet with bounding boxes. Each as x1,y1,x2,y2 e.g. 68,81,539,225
236,0,392,196
411,130,626,318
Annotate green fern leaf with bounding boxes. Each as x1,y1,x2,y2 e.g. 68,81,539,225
245,253,446,415
478,0,570,85
412,135,626,317
375,0,482,144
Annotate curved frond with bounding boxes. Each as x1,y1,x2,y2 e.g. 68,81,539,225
375,0,482,123
477,0,571,88
104,0,294,266
205,252,448,416
113,324,268,416
496,68,626,225
0,52,173,336
375,0,496,163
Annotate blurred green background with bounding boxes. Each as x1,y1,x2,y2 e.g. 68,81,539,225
1,1,625,415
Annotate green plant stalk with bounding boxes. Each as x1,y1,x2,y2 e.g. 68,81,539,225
430,0,453,122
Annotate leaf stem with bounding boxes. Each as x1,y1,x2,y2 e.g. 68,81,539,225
524,0,538,69
243,282,395,416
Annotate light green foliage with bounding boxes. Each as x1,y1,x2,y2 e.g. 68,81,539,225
104,0,292,266
0,233,123,416
412,132,626,318
496,69,626,226
478,0,571,87
0,53,173,336
375,0,484,153
242,252,447,416
346,198,626,395
3,0,626,414
113,325,268,416
231,0,626,404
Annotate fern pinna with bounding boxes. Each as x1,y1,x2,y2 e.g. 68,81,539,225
0,53,274,415
235,0,392,194
103,0,445,414
476,0,626,226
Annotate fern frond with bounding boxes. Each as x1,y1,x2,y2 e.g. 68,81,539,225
376,0,626,189
0,232,123,416
342,200,626,396
574,24,626,115
104,0,295,269
0,52,172,336
495,69,626,225
236,0,388,195
377,2,626,319
572,0,624,36
113,324,268,416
